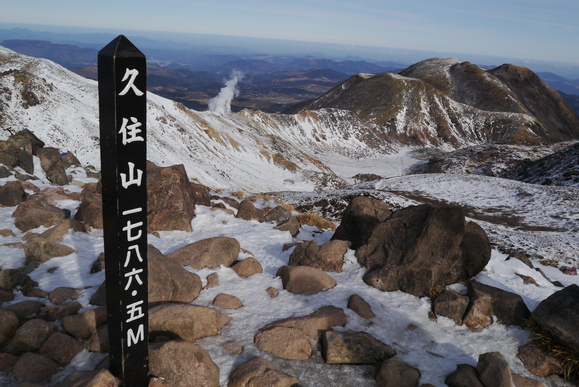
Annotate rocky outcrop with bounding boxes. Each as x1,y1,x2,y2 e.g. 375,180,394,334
355,204,491,297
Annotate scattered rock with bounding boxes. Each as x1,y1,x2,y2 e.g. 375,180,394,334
511,374,546,387
433,289,470,325
10,318,56,352
236,199,265,222
266,287,279,298
166,236,240,269
288,239,350,272
213,294,243,309
322,330,396,364
48,286,81,304
3,300,44,322
149,303,231,341
52,369,120,387
476,352,513,387
531,284,579,353
445,364,484,387
376,358,421,387
517,342,563,377
467,281,530,327
260,305,347,339
0,181,26,206
62,306,107,340
86,325,108,353
347,294,376,319
38,331,85,365
0,269,35,291
90,252,105,274
0,288,15,304
11,352,60,383
24,237,75,264
274,216,301,238
13,205,71,232
36,147,69,185
149,340,220,387
73,189,103,228
38,301,82,321
0,352,18,371
264,205,292,224
205,272,219,289
356,204,491,298
231,257,263,278
277,265,337,295
146,162,198,232
227,357,299,387
0,309,19,345
221,341,243,355
148,244,203,304
39,218,87,241
332,196,391,250
255,326,312,360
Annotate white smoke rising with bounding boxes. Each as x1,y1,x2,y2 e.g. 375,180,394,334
208,70,244,114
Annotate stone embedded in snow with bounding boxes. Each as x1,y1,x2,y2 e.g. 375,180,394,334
3,300,44,322
39,218,87,242
149,303,231,341
276,265,337,295
433,289,470,325
38,301,81,321
14,205,71,232
255,326,312,360
531,284,579,354
36,147,69,185
212,293,243,309
260,305,347,339
149,340,220,387
476,352,512,387
0,181,26,206
356,204,491,298
236,199,265,222
517,342,563,377
288,239,350,273
227,357,299,387
48,286,81,305
347,294,376,319
274,216,301,238
466,281,530,327
231,257,263,278
23,237,75,264
205,272,219,289
332,196,391,250
0,269,35,291
510,374,546,387
264,205,292,224
445,364,484,387
322,330,396,364
166,236,240,269
375,358,421,387
52,369,120,387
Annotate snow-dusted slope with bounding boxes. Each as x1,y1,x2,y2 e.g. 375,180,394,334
1,46,407,192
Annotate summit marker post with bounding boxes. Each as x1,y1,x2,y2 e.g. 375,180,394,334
98,35,149,385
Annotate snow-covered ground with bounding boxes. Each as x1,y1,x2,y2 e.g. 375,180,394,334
0,161,577,386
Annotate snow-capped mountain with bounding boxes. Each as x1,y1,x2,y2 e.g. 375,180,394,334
286,58,579,147
2,47,578,192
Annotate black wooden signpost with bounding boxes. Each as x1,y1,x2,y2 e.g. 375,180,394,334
98,35,149,386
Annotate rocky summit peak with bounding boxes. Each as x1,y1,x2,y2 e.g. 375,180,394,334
287,57,579,147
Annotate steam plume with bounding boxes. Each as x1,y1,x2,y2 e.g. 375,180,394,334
208,70,244,114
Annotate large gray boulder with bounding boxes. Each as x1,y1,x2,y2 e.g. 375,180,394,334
355,204,491,298
531,284,579,354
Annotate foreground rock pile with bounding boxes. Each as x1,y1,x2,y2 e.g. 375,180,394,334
1,130,578,386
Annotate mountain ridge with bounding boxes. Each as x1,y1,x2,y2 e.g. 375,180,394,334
286,58,579,147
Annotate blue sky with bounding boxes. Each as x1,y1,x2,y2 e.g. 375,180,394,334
1,0,578,64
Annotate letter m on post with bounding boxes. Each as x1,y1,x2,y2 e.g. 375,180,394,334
98,35,149,386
